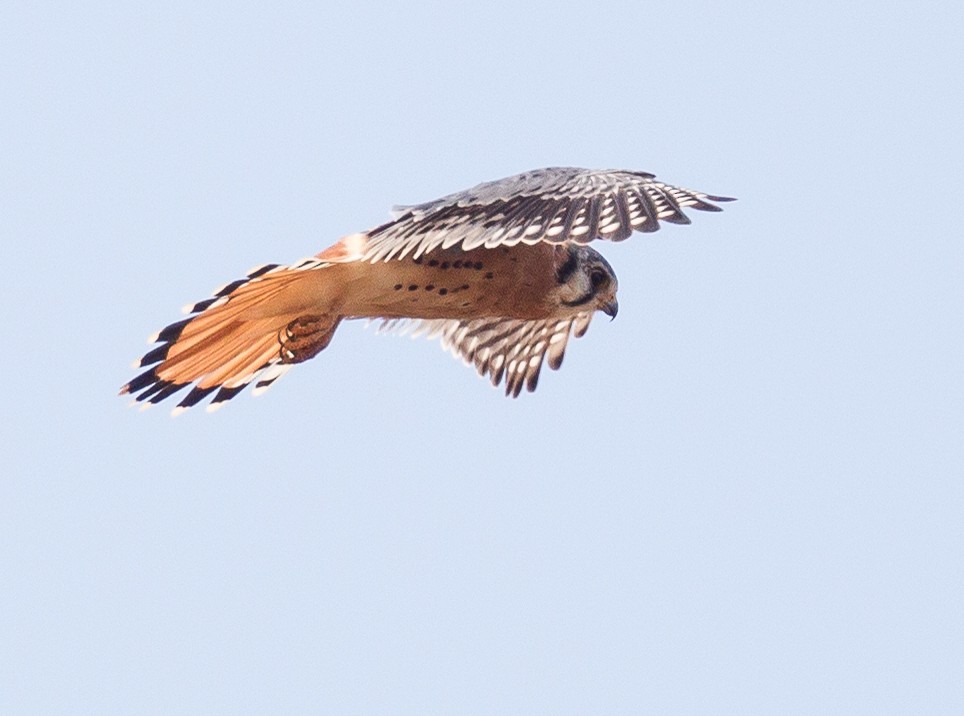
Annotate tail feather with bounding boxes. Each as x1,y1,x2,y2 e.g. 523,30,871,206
252,364,292,396
202,330,278,387
121,257,341,414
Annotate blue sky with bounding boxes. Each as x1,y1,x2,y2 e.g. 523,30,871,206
3,1,962,713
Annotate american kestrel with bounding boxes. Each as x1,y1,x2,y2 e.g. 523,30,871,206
121,167,733,414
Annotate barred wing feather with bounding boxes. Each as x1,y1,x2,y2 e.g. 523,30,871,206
379,312,594,397
365,167,733,262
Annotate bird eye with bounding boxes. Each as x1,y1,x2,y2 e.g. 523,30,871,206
590,269,607,289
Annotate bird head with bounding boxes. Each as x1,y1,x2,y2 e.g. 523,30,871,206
553,244,619,320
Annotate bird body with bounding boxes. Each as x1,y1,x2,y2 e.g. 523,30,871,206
121,167,733,413
321,241,570,321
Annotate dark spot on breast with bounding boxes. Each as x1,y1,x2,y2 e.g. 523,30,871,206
473,261,483,270
394,284,402,290
441,262,450,269
425,285,435,291
485,272,494,279
438,288,448,296
408,285,418,291
460,284,470,290
453,260,463,268
413,256,423,265
428,259,439,267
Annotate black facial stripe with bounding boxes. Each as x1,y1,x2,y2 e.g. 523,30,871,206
562,291,595,308
555,248,579,284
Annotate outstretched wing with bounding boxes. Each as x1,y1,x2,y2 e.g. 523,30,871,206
379,311,594,397
362,167,734,262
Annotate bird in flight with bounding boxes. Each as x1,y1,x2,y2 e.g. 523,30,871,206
121,167,734,414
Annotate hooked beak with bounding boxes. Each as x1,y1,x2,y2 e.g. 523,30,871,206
601,298,619,320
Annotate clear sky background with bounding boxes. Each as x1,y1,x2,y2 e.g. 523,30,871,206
2,1,962,713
